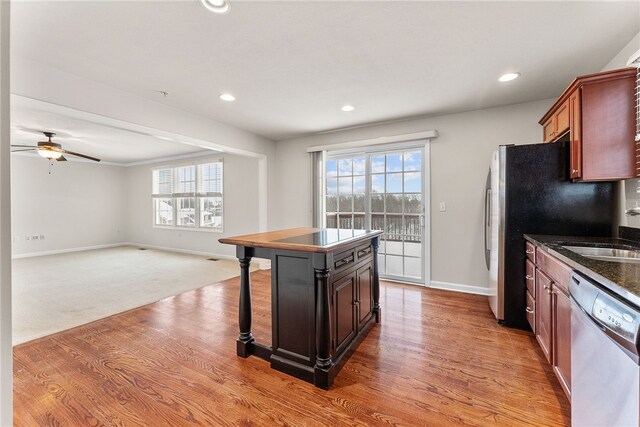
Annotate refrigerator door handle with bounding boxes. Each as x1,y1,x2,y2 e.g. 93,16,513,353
484,188,491,252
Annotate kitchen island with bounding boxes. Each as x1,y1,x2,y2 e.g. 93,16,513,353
219,227,382,389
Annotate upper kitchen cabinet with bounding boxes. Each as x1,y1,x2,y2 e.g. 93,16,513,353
539,68,636,181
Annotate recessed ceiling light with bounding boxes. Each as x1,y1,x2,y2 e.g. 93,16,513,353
499,72,520,82
200,0,230,14
219,93,235,102
341,105,355,112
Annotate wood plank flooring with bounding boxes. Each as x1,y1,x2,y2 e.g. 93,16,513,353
13,270,570,426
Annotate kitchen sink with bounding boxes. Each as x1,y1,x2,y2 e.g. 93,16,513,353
562,245,640,263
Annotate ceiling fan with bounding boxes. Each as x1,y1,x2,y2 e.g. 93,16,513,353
11,131,101,162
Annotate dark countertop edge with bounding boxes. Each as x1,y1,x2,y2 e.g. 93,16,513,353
524,234,640,307
222,230,383,253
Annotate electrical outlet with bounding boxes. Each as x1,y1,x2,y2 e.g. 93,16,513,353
25,236,30,241
439,202,447,212
39,235,45,240
32,235,39,240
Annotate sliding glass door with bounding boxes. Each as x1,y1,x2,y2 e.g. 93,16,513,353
323,145,427,284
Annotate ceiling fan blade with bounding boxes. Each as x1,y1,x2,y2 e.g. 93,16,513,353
56,155,67,162
61,149,100,162
10,144,37,148
11,148,37,152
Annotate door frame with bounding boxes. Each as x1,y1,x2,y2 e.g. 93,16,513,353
321,140,431,286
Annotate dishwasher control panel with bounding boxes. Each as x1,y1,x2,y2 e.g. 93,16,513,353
592,294,639,342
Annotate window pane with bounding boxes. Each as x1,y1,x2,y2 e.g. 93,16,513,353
353,194,365,212
371,194,384,212
404,194,421,213
386,173,402,193
371,174,384,193
200,197,222,228
371,214,385,232
177,166,196,193
403,151,421,171
353,176,365,193
326,195,337,212
154,198,173,226
386,154,402,172
326,159,338,178
404,172,421,193
338,177,352,194
353,156,365,175
199,162,222,193
338,195,353,213
338,215,353,229
153,168,172,195
353,214,365,230
326,178,337,195
338,159,352,176
326,213,337,228
371,155,385,174
385,194,403,213
177,197,196,227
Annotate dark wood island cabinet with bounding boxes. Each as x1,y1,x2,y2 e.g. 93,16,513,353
220,227,382,389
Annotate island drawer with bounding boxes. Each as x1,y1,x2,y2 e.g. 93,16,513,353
333,248,355,272
355,242,373,261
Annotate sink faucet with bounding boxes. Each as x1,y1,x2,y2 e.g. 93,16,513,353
626,207,640,216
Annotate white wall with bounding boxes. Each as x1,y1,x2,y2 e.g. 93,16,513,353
601,31,640,229
126,153,260,258
273,98,554,292
11,155,127,256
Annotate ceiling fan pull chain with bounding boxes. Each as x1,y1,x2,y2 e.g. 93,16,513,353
49,159,52,175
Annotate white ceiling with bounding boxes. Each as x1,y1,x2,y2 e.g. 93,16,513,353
11,102,212,164
10,1,640,141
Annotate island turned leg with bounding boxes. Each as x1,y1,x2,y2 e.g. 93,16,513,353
237,255,255,357
314,267,332,389
372,236,381,323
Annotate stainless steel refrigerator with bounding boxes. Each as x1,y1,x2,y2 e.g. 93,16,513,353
484,141,614,328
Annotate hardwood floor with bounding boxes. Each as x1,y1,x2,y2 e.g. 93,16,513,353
14,270,570,426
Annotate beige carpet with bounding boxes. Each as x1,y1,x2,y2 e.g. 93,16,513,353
12,246,252,345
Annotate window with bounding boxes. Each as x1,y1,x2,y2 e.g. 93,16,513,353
152,160,223,231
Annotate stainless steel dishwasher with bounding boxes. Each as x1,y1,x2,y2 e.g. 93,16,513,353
571,272,640,426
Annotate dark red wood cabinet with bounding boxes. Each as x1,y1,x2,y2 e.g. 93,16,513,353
525,242,573,400
539,67,636,181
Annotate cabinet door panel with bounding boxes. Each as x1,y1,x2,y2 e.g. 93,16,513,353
333,274,356,355
535,270,553,363
356,265,373,329
553,287,572,399
569,89,582,179
555,100,569,137
526,290,536,333
542,118,555,142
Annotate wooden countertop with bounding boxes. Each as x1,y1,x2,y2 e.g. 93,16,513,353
219,227,382,253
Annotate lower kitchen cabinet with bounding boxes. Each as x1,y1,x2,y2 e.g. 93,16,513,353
331,256,375,357
553,285,572,399
535,270,553,363
525,242,572,400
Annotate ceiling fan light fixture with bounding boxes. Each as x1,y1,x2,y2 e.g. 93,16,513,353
200,0,229,14
38,148,62,160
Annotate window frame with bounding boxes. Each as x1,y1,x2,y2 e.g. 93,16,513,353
151,158,224,233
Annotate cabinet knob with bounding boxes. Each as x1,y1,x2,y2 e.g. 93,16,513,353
525,275,534,281
526,307,534,314
543,284,550,290
572,169,579,174
525,250,534,255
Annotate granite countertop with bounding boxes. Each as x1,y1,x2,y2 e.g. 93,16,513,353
524,232,640,307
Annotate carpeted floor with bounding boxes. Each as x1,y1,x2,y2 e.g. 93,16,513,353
12,245,252,345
